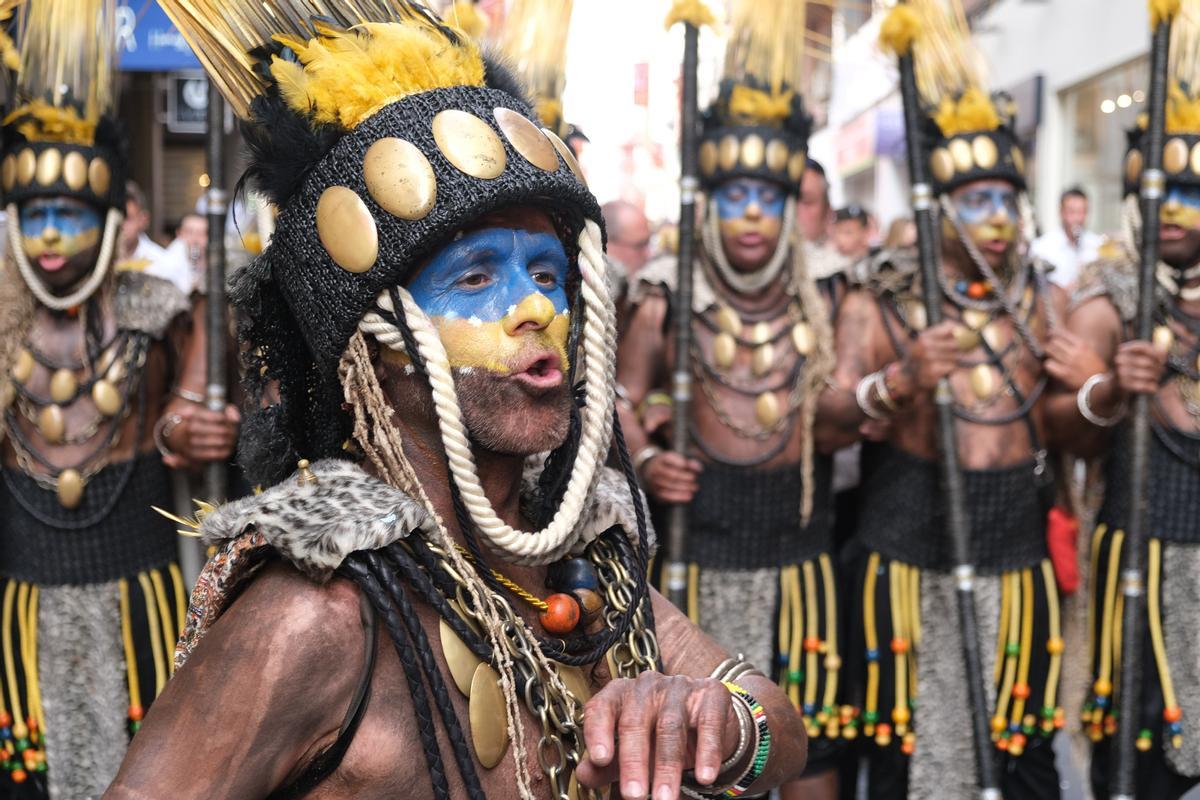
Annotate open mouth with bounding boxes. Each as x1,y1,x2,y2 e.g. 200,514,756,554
737,232,766,248
37,253,66,272
980,239,1010,255
1161,224,1187,242
509,352,563,390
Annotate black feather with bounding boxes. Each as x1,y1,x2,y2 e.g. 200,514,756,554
481,53,534,108
241,88,344,207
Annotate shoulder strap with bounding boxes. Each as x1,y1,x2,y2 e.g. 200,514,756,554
267,591,380,799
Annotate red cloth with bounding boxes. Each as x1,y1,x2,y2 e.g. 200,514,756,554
1046,505,1080,595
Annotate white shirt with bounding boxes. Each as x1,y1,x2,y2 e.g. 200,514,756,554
1030,227,1103,288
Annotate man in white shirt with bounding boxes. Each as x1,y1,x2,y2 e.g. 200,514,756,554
118,180,193,294
1031,186,1104,288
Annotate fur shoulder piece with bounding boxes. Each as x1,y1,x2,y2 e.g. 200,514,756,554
197,459,654,582
861,246,919,296
1072,241,1138,322
115,271,190,338
198,458,426,582
627,252,715,315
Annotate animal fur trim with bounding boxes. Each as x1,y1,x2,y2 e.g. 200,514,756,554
114,270,190,338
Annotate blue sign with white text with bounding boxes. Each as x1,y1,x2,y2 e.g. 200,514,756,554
116,1,201,72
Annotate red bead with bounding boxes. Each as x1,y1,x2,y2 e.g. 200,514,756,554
803,636,822,653
967,281,989,299
11,769,26,783
890,637,909,654
128,704,144,722
539,593,581,635
0,711,10,727
1012,683,1031,700
1165,706,1183,724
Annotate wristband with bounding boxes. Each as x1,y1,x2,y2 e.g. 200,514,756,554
154,413,185,459
633,445,663,474
1077,372,1126,427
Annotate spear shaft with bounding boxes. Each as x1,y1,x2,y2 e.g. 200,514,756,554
204,82,228,505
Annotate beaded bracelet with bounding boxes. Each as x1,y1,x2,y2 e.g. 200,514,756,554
720,682,770,798
681,682,771,799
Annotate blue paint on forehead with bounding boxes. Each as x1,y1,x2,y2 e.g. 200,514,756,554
19,198,100,239
952,185,1018,225
713,178,786,221
406,228,570,322
1166,186,1200,209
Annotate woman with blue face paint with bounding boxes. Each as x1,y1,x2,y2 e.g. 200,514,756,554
1042,9,1200,795
617,2,846,797
109,3,812,799
0,3,240,797
819,4,1071,796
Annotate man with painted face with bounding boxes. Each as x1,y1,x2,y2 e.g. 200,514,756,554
819,80,1068,795
0,2,241,797
107,3,810,799
1041,21,1200,795
618,4,844,796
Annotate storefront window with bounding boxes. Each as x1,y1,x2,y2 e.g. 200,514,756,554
1061,56,1148,237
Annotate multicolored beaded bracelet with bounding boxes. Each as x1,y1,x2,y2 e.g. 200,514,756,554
720,682,770,798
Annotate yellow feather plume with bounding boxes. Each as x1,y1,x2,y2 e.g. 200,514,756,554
3,100,95,145
934,87,1000,136
724,0,808,97
1164,0,1200,133
159,1,482,124
664,0,717,31
270,21,484,129
879,5,921,57
728,85,794,125
1151,0,1183,27
447,0,487,40
494,0,574,134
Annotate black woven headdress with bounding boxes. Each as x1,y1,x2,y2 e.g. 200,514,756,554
158,3,603,485
698,77,812,194
924,91,1026,196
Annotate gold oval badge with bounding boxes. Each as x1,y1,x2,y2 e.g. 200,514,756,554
316,186,379,273
494,107,559,172
432,109,507,180
363,138,437,221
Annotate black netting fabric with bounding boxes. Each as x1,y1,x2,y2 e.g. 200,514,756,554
0,452,177,585
1100,421,1200,543
685,456,833,569
233,85,604,486
855,441,1048,572
2,117,128,211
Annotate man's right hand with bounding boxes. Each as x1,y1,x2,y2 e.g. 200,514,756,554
642,451,703,504
903,320,959,394
1113,339,1168,397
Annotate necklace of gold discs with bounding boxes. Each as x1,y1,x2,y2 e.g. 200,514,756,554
432,536,658,794
6,334,146,508
695,300,813,437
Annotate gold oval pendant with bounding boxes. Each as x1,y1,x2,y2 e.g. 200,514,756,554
970,363,996,400
49,368,78,404
557,664,593,704
755,392,781,428
751,321,771,345
713,332,737,370
982,322,1005,352
57,468,84,509
791,322,812,356
11,348,33,384
715,305,742,336
962,309,990,331
468,663,510,768
752,343,775,377
906,302,927,331
1154,324,1175,353
440,617,481,697
38,405,65,443
954,325,980,352
92,379,121,417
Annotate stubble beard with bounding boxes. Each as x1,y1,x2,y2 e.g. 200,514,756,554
454,368,573,456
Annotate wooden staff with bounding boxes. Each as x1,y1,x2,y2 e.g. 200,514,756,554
1113,12,1172,799
664,15,701,610
893,9,999,794
204,81,229,504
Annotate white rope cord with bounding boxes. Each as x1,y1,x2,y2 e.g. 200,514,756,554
7,204,122,311
703,195,796,294
365,223,617,565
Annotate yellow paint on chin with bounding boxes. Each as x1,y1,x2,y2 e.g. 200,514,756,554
1161,201,1200,230
434,312,571,373
22,227,100,259
718,215,783,245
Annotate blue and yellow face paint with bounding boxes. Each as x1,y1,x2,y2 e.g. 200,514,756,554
20,197,101,264
1161,186,1200,231
713,178,785,244
945,182,1018,248
406,227,571,374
